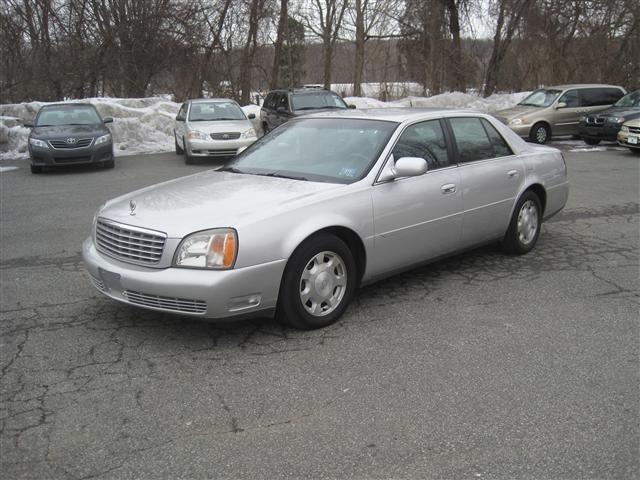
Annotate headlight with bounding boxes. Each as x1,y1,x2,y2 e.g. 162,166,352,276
95,133,111,145
621,125,629,133
242,128,257,139
509,118,523,126
608,116,625,124
29,138,48,149
174,228,237,269
186,131,209,141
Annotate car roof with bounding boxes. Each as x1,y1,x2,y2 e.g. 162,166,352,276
302,107,485,123
537,84,624,90
269,88,338,95
40,103,95,109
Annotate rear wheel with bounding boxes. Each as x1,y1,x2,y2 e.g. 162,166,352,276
30,164,43,174
584,137,601,146
529,122,550,144
276,233,356,330
503,191,542,254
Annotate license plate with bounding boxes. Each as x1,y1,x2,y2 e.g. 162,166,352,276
628,135,638,145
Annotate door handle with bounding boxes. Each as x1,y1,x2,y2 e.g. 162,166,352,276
507,169,519,178
441,183,456,194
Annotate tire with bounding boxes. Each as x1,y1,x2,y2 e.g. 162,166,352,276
103,159,115,169
276,233,357,330
502,190,542,255
630,148,640,155
30,164,43,174
185,154,195,165
529,122,550,144
584,137,601,146
175,134,184,154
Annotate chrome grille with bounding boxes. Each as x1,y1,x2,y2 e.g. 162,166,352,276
210,132,241,140
49,138,94,149
96,218,166,265
628,126,640,134
586,117,604,126
123,290,207,314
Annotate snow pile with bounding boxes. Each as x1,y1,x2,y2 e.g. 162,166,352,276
1,91,529,162
345,91,530,112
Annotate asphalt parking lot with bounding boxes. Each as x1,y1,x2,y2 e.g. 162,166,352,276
1,143,638,479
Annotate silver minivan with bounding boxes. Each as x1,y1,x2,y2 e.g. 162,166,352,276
174,99,258,164
494,84,625,144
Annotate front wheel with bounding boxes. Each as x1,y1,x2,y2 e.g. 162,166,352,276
584,137,601,146
529,123,550,144
502,191,542,254
630,148,640,155
30,164,43,174
276,233,356,330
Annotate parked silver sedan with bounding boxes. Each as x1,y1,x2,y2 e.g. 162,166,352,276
83,109,569,329
174,98,257,164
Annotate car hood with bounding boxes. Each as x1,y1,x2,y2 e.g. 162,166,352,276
493,105,538,121
30,124,109,139
589,107,640,119
185,120,252,133
98,170,342,238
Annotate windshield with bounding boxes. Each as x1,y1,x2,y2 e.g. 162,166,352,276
36,105,102,126
518,89,562,108
189,102,246,121
220,118,397,184
614,90,640,108
291,93,348,111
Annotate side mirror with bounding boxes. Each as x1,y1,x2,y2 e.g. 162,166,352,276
378,156,428,182
24,121,34,128
103,117,113,124
248,113,256,119
556,102,567,109
348,104,357,109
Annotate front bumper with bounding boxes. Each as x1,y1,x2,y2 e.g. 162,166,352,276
617,130,640,150
82,238,286,319
185,137,256,158
29,143,114,166
505,123,532,137
578,124,621,142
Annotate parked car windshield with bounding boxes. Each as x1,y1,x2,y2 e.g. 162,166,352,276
220,118,397,184
291,93,348,111
189,102,246,121
613,90,640,108
36,105,102,126
518,89,563,107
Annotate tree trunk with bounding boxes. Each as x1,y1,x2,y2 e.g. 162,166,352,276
240,0,262,104
443,0,463,91
353,0,365,97
270,0,288,89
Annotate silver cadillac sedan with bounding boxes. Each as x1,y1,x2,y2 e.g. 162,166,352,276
83,109,569,329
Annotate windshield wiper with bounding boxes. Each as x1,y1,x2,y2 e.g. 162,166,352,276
217,166,246,174
257,172,308,181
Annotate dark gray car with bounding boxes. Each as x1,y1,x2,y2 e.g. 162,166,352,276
26,103,114,173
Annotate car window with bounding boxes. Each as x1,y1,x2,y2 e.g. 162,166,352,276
291,93,348,111
276,93,289,111
188,102,246,121
265,93,276,110
581,88,624,107
449,117,496,163
614,90,640,108
36,106,101,126
392,120,449,170
481,119,513,157
559,90,580,107
223,118,397,184
518,89,562,107
177,103,188,121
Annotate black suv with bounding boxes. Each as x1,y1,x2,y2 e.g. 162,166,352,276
260,88,351,133
26,103,114,173
579,90,640,145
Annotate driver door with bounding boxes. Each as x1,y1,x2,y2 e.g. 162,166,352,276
370,120,463,277
553,89,583,136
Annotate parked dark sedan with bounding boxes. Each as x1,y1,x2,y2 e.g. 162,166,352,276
579,90,640,145
26,103,114,173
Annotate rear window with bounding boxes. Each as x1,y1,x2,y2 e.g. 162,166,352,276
449,117,512,162
581,88,624,107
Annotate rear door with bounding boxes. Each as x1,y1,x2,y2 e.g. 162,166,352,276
447,116,526,247
370,119,463,275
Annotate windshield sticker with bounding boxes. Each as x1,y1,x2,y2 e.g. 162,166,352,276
338,167,358,178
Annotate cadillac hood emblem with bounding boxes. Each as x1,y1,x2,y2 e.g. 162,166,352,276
129,200,137,216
